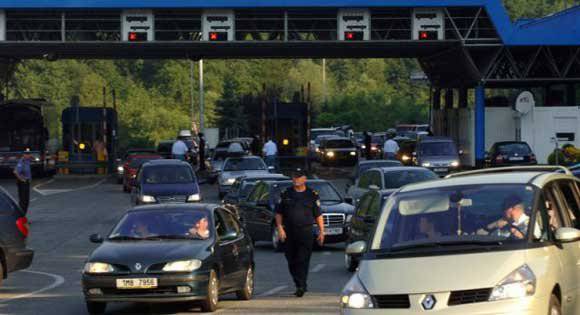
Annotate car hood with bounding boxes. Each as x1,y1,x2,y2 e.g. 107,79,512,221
320,202,355,214
357,249,525,294
142,183,199,196
89,240,213,272
221,170,270,179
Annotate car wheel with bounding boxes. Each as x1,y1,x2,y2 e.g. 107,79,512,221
236,266,254,300
0,261,4,287
200,269,219,312
344,252,358,272
271,225,282,252
86,301,106,314
549,294,561,315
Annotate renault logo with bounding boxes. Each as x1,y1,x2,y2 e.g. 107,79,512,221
135,263,142,271
422,295,437,310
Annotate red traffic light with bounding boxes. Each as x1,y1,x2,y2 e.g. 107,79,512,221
418,31,437,40
209,32,228,41
128,32,147,42
344,31,364,41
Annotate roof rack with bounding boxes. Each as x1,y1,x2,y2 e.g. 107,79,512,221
445,166,573,179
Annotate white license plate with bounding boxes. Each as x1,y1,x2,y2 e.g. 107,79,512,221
434,168,448,173
509,157,524,161
325,228,343,236
116,278,158,289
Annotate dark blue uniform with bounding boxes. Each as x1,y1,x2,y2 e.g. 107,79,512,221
277,187,322,292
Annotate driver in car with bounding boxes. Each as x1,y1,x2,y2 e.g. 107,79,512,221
188,216,210,239
482,195,529,239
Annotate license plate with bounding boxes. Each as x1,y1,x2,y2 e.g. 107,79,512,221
116,278,158,289
509,157,524,161
325,227,343,236
434,168,448,173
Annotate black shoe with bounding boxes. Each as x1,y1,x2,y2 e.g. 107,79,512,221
295,288,305,297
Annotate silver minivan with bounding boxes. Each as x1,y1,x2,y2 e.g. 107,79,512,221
342,167,580,315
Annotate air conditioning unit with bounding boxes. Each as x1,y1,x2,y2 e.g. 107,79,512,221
202,10,235,41
121,10,154,42
412,8,445,40
338,9,370,41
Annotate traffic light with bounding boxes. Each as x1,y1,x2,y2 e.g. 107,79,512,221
209,32,228,41
128,32,147,42
418,31,438,40
344,31,364,41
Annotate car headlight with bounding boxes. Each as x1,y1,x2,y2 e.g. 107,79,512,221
117,166,124,172
187,194,201,202
340,275,375,309
315,147,320,153
326,151,335,158
223,178,236,185
162,259,202,272
84,262,114,274
450,161,460,167
361,145,366,149
489,265,536,301
350,151,356,156
346,214,353,223
140,195,156,203
401,155,411,161
422,162,431,167
371,146,378,151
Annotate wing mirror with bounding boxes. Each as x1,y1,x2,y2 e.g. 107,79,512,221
346,241,367,255
344,196,353,205
90,233,104,244
555,227,580,243
412,151,417,156
458,149,464,156
220,231,239,242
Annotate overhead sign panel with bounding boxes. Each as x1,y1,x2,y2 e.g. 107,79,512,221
202,10,234,41
121,10,154,42
412,8,444,40
338,9,370,41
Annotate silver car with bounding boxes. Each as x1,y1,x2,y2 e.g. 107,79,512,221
414,137,462,176
218,156,271,199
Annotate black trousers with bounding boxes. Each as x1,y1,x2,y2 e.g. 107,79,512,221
17,180,30,215
284,226,314,290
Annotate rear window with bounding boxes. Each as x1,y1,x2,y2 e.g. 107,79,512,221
359,161,402,173
143,166,195,184
324,140,354,148
497,143,532,155
129,157,161,168
384,170,438,189
224,158,266,171
419,141,457,156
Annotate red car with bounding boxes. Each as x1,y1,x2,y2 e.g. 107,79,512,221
122,154,163,192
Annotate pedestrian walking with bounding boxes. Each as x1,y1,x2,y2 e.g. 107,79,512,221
198,132,206,171
383,135,400,160
262,138,278,170
13,149,32,215
171,139,188,161
275,169,324,297
364,131,372,160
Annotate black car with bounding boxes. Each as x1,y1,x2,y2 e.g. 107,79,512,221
223,174,289,206
350,159,402,183
344,189,391,272
132,160,201,205
0,187,33,287
485,141,537,167
82,204,254,314
318,137,359,166
237,179,354,251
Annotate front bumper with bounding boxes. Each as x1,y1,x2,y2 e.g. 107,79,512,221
341,294,550,315
82,271,210,303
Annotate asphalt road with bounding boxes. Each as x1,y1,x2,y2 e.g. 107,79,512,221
0,168,353,315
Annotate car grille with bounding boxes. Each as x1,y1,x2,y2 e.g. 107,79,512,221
448,288,492,306
372,294,411,309
157,195,187,203
323,213,344,228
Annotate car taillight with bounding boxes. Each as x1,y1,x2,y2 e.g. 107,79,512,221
531,154,537,162
16,217,29,237
496,155,504,163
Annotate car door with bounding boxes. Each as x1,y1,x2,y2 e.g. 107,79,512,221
214,209,237,291
350,192,373,244
253,186,274,241
217,209,249,287
238,184,262,239
364,192,382,240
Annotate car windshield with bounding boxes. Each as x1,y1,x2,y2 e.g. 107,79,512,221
129,157,161,168
143,166,194,184
419,141,457,156
497,143,532,155
224,158,266,171
371,135,385,143
384,170,439,189
109,209,212,240
273,182,342,203
311,130,343,140
324,140,354,148
359,161,402,173
371,184,536,252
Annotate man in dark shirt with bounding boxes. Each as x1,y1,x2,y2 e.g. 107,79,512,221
13,149,32,215
198,132,206,171
275,169,324,297
364,131,372,160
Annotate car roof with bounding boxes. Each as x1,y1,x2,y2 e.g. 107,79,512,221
399,171,577,193
143,159,190,166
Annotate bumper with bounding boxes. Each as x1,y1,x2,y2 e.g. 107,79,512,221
6,247,34,273
82,272,210,303
341,294,550,315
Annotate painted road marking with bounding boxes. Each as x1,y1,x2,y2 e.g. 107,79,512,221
0,270,65,303
310,264,326,273
33,178,106,196
257,285,288,297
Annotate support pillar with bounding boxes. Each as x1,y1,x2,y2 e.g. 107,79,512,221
475,84,486,168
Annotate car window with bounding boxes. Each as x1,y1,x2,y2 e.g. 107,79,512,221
356,193,373,217
214,210,228,238
358,172,370,189
224,158,266,171
246,183,263,202
555,180,580,229
143,166,194,184
369,171,382,188
544,186,564,232
419,141,457,156
217,209,241,235
497,143,532,155
384,170,438,189
367,193,382,218
324,140,354,148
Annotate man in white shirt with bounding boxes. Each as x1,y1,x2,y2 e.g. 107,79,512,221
383,136,399,160
172,139,188,161
262,139,278,169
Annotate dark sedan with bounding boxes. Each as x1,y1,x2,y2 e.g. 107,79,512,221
223,174,289,205
319,137,359,166
132,160,201,205
485,141,537,167
237,180,354,251
82,204,254,314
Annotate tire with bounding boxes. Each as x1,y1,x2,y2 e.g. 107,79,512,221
271,225,283,252
86,301,106,314
344,252,358,272
549,294,561,315
235,266,254,300
200,269,219,313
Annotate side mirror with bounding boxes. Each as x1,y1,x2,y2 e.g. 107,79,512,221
346,241,367,255
458,149,464,156
220,231,239,242
90,233,104,244
344,196,353,205
555,227,580,243
412,152,417,156
268,166,275,172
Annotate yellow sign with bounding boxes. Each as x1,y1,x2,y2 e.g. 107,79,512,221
79,143,86,150
283,139,290,146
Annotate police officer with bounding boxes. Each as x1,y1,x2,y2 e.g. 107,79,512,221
275,169,324,297
13,148,32,215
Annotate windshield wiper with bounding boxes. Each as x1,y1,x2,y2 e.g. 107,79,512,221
108,235,144,241
143,235,201,240
389,239,504,252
